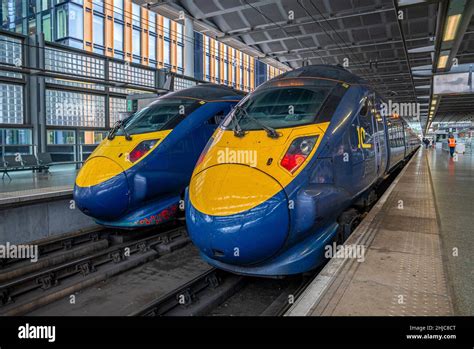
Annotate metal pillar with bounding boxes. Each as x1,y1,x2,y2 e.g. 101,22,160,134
26,33,46,154
184,16,195,78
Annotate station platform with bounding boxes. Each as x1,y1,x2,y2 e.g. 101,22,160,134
0,165,97,244
287,148,473,316
0,165,76,207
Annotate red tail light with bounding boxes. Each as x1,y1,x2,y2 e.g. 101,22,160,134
281,136,318,174
128,139,159,163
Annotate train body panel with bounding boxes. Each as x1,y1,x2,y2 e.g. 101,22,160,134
74,84,243,228
186,65,419,276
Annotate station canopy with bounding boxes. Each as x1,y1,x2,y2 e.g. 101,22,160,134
137,0,474,133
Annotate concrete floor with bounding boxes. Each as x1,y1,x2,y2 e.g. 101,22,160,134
289,148,473,316
0,165,77,194
427,148,474,316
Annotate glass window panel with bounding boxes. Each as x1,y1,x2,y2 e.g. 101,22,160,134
93,14,104,47
132,3,140,27
113,0,123,20
47,130,76,145
176,22,183,44
149,12,156,33
177,44,183,70
79,130,107,144
69,4,83,40
108,61,154,87
113,21,123,52
46,90,105,128
5,128,31,145
163,18,170,38
163,39,170,65
56,5,67,39
149,34,156,61
132,28,141,57
42,14,52,42
92,0,104,13
0,83,23,124
109,97,128,126
45,47,105,79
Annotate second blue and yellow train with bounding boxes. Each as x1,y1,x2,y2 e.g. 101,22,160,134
185,65,419,277
74,84,242,228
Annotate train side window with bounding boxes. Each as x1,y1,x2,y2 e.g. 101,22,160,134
359,98,369,116
349,115,361,150
358,105,374,150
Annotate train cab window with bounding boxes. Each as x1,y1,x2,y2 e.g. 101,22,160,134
117,98,199,135
209,105,233,125
222,80,344,131
208,110,226,125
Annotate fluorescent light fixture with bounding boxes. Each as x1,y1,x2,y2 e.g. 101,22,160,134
443,14,462,42
438,55,449,69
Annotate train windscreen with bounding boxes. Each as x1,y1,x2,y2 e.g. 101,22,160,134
117,98,199,135
223,81,344,131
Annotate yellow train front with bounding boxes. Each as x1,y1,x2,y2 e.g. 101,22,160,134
74,84,242,228
185,65,419,276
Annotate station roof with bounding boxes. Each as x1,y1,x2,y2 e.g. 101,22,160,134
136,0,474,133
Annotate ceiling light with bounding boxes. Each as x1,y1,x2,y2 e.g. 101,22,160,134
443,14,462,42
438,55,449,69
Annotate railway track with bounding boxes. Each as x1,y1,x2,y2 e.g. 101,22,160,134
131,268,245,316
0,223,189,315
130,268,318,317
129,155,414,317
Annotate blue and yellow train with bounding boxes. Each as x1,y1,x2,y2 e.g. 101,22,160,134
185,65,419,277
74,84,242,228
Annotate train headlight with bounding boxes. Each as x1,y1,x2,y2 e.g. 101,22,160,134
281,136,318,174
128,139,159,163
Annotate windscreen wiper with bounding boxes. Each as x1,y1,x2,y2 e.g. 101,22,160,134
231,106,247,138
234,105,280,139
108,120,132,141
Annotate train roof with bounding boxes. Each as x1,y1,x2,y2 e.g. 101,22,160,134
162,83,244,101
270,64,368,85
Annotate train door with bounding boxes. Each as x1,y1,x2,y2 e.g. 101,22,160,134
358,97,377,186
373,96,388,176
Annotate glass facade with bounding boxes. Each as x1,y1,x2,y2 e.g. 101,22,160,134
109,97,128,126
109,61,154,87
0,0,284,87
0,0,286,163
0,83,23,124
0,34,22,79
46,90,106,128
0,128,32,156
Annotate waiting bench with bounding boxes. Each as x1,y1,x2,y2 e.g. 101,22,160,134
1,153,83,180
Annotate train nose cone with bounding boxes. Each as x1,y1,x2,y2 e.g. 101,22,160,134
186,164,289,266
74,157,130,221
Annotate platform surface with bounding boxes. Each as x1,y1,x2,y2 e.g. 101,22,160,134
427,148,474,315
0,165,76,207
288,148,473,316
